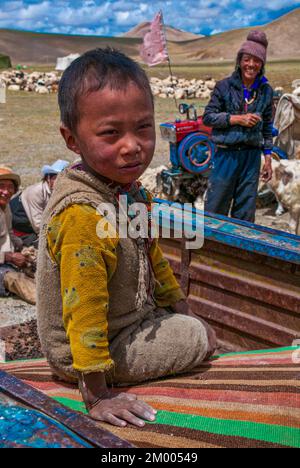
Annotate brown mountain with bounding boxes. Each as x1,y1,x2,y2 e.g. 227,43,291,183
0,8,299,66
123,22,203,42
167,8,300,62
0,29,142,65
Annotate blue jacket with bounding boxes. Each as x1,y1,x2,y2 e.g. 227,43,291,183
202,71,273,152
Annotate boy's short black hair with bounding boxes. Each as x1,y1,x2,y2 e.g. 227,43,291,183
58,47,153,133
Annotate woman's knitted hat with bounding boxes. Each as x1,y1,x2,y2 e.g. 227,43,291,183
237,30,268,64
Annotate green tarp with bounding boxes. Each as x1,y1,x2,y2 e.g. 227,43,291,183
0,54,11,69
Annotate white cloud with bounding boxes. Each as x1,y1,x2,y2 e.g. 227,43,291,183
242,0,299,9
115,11,130,24
18,1,50,20
140,3,148,13
83,0,96,6
0,0,299,36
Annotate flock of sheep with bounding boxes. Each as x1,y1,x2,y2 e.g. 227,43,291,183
0,70,60,94
149,75,216,100
0,70,216,100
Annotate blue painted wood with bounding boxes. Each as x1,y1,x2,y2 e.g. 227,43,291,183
153,198,300,265
0,371,134,448
0,394,92,448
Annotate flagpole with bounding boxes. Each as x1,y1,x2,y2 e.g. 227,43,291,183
160,10,178,109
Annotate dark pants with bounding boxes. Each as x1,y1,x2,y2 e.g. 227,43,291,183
205,148,261,223
0,264,17,297
10,194,38,247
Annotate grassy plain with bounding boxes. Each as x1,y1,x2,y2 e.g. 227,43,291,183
147,60,300,91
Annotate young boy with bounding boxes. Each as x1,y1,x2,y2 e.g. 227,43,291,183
37,48,216,429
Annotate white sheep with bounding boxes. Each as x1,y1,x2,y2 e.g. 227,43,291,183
8,84,20,91
35,86,49,94
267,159,300,235
139,165,168,195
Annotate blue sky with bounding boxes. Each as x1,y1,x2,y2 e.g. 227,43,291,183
0,0,299,36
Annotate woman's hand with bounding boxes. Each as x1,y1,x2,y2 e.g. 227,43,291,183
261,157,273,183
5,252,28,268
230,113,262,128
89,391,157,428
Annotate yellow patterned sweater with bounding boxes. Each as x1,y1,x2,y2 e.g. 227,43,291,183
47,204,185,373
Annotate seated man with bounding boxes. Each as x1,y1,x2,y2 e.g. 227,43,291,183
10,160,69,247
0,167,35,304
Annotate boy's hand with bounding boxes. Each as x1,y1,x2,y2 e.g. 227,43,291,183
89,391,157,428
78,371,157,428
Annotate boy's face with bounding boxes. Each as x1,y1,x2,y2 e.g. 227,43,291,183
61,82,155,185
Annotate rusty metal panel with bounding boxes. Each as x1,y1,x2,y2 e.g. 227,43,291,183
158,235,300,352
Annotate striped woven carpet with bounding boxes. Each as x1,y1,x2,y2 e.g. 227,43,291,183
1,346,300,448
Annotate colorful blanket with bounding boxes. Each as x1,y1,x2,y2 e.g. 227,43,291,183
1,346,300,448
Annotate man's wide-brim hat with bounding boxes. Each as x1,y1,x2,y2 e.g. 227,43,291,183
41,159,69,176
237,30,268,65
0,166,21,190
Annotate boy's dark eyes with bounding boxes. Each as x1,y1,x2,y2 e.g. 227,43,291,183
97,124,152,136
136,123,153,132
97,129,118,136
139,123,153,129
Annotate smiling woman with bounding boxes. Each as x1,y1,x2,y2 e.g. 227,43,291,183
203,29,274,224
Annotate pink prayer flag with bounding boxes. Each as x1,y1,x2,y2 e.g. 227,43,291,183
140,11,169,67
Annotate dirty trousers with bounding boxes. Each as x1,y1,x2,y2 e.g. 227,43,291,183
0,264,15,297
3,270,36,305
52,308,209,386
108,308,209,386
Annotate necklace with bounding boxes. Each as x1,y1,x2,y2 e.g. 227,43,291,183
243,88,257,112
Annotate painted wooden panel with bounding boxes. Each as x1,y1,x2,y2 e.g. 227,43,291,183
154,200,300,352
